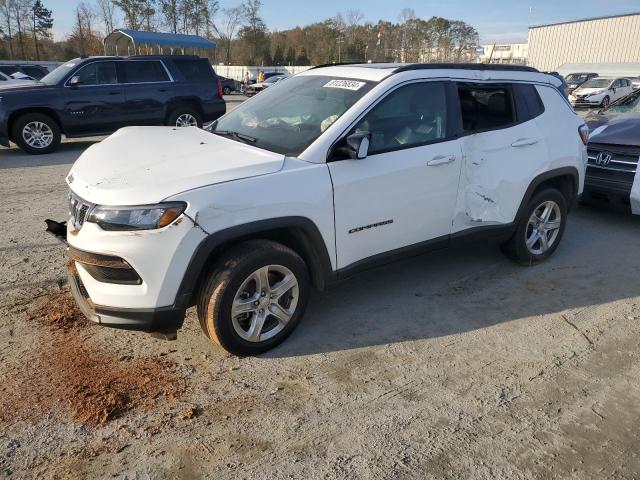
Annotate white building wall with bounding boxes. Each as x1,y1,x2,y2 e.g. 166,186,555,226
528,13,640,71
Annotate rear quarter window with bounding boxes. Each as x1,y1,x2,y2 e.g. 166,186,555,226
515,83,545,121
172,59,215,82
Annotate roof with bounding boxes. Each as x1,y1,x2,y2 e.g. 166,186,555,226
530,12,640,29
302,62,542,82
104,29,216,49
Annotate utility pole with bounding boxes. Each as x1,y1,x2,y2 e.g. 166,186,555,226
337,36,344,63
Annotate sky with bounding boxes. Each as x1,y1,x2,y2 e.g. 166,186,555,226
46,0,640,44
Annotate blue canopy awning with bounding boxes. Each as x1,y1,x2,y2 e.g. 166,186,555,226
104,29,216,55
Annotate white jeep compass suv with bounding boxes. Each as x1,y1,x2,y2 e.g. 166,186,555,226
52,63,588,355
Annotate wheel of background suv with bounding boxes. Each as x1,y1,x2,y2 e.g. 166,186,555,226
600,96,610,108
223,86,232,95
167,108,203,128
197,240,311,356
12,113,61,155
501,188,568,266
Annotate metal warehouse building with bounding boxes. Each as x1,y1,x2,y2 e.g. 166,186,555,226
528,13,640,71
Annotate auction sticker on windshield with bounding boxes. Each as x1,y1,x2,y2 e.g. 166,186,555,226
324,79,366,91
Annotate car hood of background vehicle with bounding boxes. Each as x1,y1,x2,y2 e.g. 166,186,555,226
573,87,607,96
0,82,51,93
67,126,285,206
588,113,640,147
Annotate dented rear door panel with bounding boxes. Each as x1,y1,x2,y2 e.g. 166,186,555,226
453,119,548,232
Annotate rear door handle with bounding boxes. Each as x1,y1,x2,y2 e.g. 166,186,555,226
511,138,539,148
427,155,456,166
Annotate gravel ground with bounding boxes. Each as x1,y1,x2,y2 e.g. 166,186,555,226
1,107,640,479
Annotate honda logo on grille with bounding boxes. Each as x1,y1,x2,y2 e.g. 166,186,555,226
595,152,613,166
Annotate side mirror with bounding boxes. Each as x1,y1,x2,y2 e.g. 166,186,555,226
68,75,80,86
346,132,371,160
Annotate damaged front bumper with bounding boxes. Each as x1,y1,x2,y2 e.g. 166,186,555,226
45,219,186,336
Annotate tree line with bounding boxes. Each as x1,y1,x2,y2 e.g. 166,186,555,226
0,0,479,65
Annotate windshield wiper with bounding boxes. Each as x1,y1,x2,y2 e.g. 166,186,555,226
212,129,257,144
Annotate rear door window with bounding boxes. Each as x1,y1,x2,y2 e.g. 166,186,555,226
171,59,215,82
457,84,516,132
121,61,170,83
22,66,46,79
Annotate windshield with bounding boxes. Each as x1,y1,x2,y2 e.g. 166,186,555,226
212,75,376,156
604,91,640,115
40,59,79,85
264,76,284,84
566,73,591,83
581,78,611,89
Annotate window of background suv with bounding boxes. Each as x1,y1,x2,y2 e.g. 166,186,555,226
120,60,170,83
458,84,515,132
353,81,448,154
172,59,215,82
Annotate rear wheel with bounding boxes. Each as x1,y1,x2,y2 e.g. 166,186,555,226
223,86,232,95
166,107,203,128
501,188,568,265
197,240,310,356
12,113,61,154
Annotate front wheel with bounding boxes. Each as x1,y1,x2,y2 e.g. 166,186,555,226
600,96,610,108
223,86,232,95
12,113,61,154
501,188,568,265
166,108,203,128
197,240,310,356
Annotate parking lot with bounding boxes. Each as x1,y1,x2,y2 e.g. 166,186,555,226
1,91,640,480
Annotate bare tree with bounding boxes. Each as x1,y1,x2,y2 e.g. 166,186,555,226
96,0,115,35
0,0,15,59
11,0,32,59
346,9,364,27
213,5,242,64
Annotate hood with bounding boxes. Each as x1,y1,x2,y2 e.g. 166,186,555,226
588,113,640,147
573,87,606,96
67,126,285,206
0,81,51,93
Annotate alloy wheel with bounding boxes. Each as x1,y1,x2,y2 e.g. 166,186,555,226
22,121,53,149
525,200,562,255
175,113,198,127
231,265,299,343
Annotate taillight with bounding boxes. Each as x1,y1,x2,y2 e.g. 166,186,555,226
217,79,223,98
578,124,589,145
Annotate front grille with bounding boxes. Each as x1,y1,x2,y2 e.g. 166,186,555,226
587,143,639,173
68,191,95,231
585,143,639,195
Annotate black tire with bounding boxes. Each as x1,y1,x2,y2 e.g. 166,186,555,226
12,113,61,155
501,188,568,266
196,240,310,356
166,107,203,128
223,86,232,95
601,96,610,108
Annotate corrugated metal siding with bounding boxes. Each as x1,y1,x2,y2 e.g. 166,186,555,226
528,14,640,71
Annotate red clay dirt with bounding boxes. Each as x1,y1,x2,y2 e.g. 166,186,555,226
1,290,186,427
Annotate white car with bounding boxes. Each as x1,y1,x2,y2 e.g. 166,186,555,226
53,64,587,355
0,71,35,86
569,77,634,108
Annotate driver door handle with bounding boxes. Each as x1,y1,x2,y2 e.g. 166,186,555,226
511,138,539,148
427,155,456,167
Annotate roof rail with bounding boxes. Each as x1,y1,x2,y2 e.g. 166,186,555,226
309,62,371,70
393,63,540,73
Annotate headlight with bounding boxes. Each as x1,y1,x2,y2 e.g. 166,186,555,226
587,90,603,97
86,202,186,231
